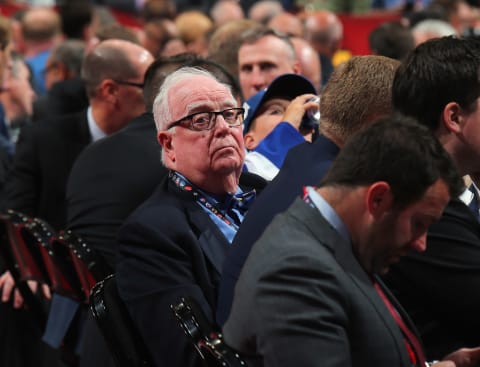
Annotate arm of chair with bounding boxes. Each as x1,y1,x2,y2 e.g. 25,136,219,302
52,230,111,304
171,297,247,367
0,210,48,329
90,274,154,367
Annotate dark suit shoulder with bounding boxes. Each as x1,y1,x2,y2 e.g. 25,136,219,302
123,179,197,229
28,110,89,141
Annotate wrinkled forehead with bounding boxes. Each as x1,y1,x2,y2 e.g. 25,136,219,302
168,75,236,118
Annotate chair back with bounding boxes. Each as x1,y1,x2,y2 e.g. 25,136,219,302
27,217,83,300
52,230,111,303
90,274,154,367
0,210,50,283
171,297,247,367
0,210,50,328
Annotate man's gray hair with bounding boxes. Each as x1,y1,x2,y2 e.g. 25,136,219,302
49,40,85,77
153,66,227,132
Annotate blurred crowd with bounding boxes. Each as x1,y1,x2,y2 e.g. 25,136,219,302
0,1,480,367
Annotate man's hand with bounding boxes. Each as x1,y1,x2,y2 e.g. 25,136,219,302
282,93,318,130
0,270,51,309
438,347,480,367
0,270,15,301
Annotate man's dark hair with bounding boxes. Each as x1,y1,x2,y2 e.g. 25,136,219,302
393,36,480,132
369,21,415,60
188,57,243,101
95,23,140,44
143,53,242,112
58,0,93,40
320,114,464,208
208,19,259,82
143,53,198,112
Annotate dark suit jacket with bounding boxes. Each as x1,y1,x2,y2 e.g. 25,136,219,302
116,174,259,367
3,110,90,229
66,112,165,267
33,78,88,123
43,113,163,366
216,135,339,325
224,198,416,367
384,198,480,359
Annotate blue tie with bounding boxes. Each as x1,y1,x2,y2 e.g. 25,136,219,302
468,184,480,222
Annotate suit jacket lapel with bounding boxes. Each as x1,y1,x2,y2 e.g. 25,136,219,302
167,179,230,275
289,198,412,366
189,206,229,274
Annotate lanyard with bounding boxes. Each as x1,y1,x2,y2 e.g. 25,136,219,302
169,171,241,230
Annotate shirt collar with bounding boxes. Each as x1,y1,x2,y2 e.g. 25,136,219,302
305,186,351,243
87,106,107,142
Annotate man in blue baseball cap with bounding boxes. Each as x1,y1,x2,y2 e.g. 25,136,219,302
243,73,319,180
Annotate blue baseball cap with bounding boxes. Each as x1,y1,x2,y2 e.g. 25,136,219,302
243,73,317,134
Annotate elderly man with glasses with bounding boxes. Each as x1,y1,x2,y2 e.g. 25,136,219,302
115,66,261,367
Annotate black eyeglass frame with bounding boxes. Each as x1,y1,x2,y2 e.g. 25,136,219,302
112,79,144,89
167,107,245,131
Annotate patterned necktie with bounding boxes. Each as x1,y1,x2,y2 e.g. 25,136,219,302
222,190,256,226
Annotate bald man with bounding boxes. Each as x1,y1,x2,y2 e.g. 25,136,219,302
291,36,322,92
3,39,153,230
0,39,153,367
304,10,343,85
21,6,62,95
210,0,245,27
268,12,305,37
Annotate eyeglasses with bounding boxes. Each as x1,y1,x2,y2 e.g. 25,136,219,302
112,79,144,89
168,107,245,131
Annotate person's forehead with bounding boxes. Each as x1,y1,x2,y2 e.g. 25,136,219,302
240,36,292,56
172,75,232,95
169,75,234,111
262,97,291,106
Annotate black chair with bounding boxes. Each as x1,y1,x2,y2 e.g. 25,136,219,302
51,229,111,303
0,210,110,304
170,297,248,367
89,274,154,367
0,210,51,329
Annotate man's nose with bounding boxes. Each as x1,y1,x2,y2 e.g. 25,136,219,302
213,113,231,132
410,232,427,252
250,67,267,91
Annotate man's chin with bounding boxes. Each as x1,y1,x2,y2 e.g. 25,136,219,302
213,161,243,175
379,256,402,275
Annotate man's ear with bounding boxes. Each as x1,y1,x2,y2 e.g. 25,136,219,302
365,181,393,219
442,102,462,134
292,60,301,75
98,79,117,103
244,132,257,150
158,131,175,162
57,62,69,79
